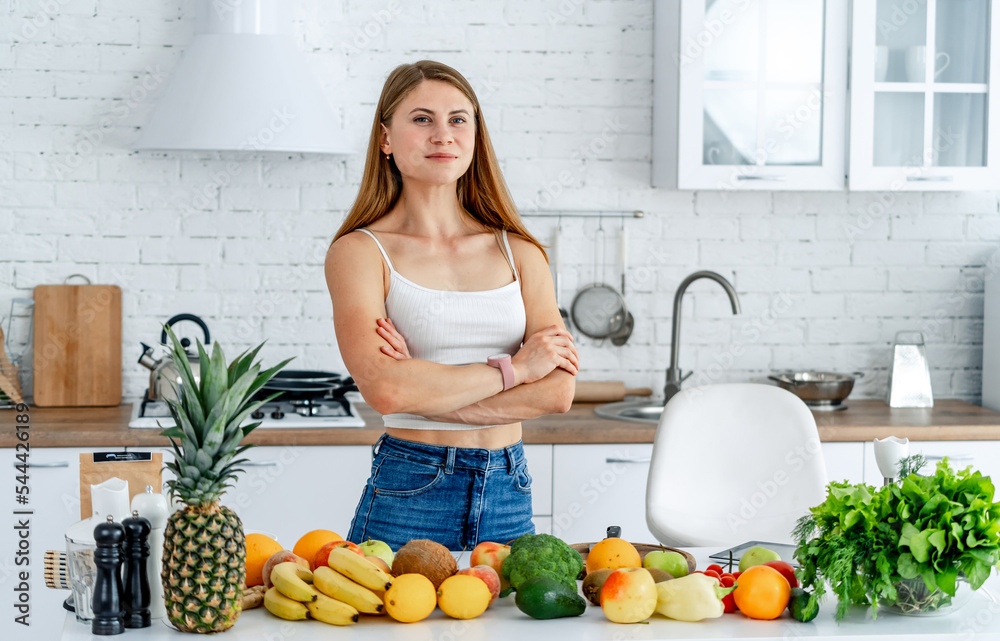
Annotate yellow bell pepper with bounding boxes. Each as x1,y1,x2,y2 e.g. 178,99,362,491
654,573,735,622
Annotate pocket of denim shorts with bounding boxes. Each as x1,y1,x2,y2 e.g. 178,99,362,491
372,455,445,497
513,462,532,494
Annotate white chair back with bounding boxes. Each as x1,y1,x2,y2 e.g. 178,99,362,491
645,383,828,547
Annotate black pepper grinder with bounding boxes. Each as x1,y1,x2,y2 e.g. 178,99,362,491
122,510,152,628
92,515,125,635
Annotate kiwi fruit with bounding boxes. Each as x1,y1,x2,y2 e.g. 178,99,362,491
581,568,613,606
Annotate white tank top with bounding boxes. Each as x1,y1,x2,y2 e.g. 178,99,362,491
356,228,527,430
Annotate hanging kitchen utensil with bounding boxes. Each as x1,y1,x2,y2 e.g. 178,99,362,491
611,222,635,346
0,325,24,406
571,221,628,340
552,220,571,329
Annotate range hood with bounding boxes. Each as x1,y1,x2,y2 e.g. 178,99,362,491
134,0,353,154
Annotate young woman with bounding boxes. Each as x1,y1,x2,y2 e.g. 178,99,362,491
325,60,579,550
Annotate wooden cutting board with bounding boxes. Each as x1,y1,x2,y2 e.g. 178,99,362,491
33,284,122,407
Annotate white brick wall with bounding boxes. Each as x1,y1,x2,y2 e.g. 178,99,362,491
2,0,999,403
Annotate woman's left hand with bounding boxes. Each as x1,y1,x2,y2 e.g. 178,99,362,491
377,318,411,360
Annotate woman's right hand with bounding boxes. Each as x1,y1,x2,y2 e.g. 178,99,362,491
511,325,579,386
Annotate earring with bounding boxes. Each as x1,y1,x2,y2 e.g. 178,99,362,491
385,153,391,161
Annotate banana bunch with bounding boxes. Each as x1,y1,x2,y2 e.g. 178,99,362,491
263,562,359,626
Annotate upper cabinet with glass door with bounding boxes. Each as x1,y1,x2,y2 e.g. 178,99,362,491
653,0,848,190
849,0,1000,190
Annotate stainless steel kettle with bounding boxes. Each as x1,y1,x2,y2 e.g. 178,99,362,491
137,314,211,403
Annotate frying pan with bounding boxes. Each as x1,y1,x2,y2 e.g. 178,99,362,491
259,370,357,402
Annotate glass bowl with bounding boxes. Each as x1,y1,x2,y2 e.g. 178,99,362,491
882,575,974,617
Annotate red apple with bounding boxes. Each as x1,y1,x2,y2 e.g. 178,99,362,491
761,560,798,589
457,565,501,606
262,550,310,589
314,540,365,569
470,542,511,591
366,555,391,573
600,567,657,623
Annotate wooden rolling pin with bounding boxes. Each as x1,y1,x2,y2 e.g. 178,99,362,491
574,381,653,403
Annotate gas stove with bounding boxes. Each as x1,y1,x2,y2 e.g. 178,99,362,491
128,392,367,429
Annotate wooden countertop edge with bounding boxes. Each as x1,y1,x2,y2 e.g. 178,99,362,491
4,399,1000,448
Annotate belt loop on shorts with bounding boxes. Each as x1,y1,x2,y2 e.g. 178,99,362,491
372,432,387,456
504,446,517,474
445,447,456,474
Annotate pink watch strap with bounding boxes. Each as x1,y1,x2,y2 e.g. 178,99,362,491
488,354,515,391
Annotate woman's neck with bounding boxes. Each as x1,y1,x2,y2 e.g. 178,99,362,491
389,185,478,238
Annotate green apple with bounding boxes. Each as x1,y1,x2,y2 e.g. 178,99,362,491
642,550,689,578
738,546,781,572
358,538,394,566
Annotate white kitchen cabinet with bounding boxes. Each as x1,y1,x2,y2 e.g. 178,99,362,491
654,0,848,190
849,0,1000,190
551,444,656,544
821,442,865,485
862,440,1000,485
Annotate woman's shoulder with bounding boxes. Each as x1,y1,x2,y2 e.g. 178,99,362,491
326,228,383,268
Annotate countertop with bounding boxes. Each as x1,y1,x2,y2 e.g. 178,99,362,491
3,399,1000,448
55,547,1000,641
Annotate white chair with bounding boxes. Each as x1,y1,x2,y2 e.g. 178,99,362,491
645,383,828,547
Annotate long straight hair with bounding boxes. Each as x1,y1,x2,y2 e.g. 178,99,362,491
333,60,546,260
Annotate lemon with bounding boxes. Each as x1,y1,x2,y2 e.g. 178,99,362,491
384,573,436,623
437,574,491,619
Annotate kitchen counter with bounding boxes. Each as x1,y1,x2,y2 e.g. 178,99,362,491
3,399,1000,448
55,547,1000,641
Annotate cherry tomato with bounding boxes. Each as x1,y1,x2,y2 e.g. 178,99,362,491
706,564,724,575
732,571,742,580
704,569,722,581
720,575,736,588
722,591,738,613
691,570,704,575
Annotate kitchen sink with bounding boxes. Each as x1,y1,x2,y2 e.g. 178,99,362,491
594,400,666,424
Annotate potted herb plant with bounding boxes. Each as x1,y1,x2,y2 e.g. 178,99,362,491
794,456,1000,619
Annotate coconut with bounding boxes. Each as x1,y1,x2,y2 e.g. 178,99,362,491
391,539,457,589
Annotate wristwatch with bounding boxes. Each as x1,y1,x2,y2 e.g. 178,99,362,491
487,353,515,391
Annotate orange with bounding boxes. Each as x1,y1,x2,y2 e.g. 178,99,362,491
585,537,642,574
732,564,791,620
292,530,342,570
244,533,283,587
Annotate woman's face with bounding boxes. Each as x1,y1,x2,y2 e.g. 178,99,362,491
381,80,476,187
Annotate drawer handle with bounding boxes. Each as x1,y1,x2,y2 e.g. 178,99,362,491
923,455,972,461
736,175,786,181
242,461,278,467
605,457,651,464
20,461,70,468
906,175,953,182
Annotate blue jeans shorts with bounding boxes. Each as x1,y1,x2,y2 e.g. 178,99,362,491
347,434,535,551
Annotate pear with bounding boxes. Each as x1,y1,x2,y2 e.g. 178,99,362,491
738,546,781,572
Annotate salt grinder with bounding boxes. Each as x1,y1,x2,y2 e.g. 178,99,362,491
122,510,152,628
92,515,125,635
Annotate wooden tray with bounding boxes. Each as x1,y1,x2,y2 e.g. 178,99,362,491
570,541,697,575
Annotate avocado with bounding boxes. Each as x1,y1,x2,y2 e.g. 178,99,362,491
514,576,587,619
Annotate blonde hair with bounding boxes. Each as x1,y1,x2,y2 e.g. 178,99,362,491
333,60,546,259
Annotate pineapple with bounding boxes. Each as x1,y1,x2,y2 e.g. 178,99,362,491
159,326,290,633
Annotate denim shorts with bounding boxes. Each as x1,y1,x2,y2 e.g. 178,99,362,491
347,434,535,551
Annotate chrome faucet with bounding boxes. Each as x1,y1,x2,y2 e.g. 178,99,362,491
664,271,741,401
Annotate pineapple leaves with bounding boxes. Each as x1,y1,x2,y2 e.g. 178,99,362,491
198,340,228,418
155,324,293,507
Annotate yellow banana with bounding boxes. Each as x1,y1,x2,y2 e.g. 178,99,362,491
306,592,360,626
327,548,394,592
264,587,308,621
270,561,318,603
313,566,385,615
